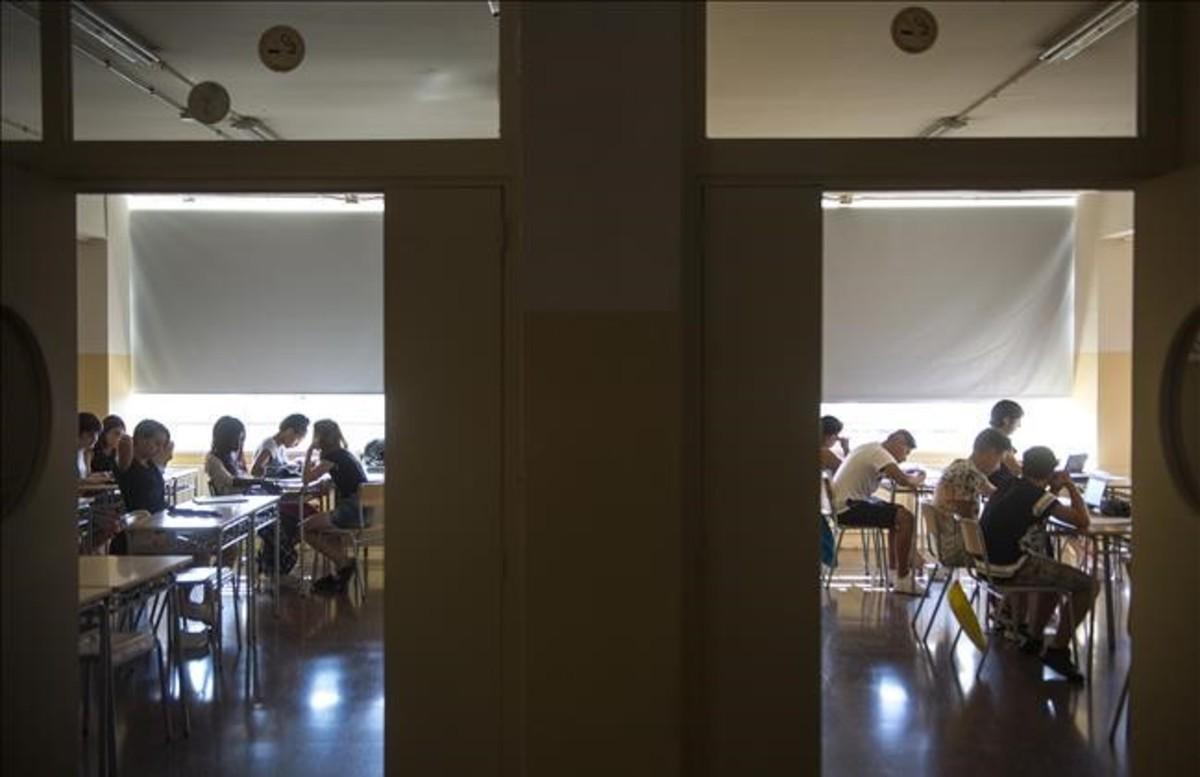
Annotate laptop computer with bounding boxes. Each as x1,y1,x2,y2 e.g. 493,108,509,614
1083,476,1108,511
1063,453,1088,474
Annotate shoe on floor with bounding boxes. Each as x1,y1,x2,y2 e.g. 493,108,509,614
893,572,924,596
311,574,346,596
1040,646,1085,683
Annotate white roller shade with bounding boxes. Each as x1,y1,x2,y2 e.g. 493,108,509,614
130,209,382,393
822,205,1074,401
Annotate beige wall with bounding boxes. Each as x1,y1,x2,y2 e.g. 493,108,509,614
1074,191,1133,475
76,238,108,412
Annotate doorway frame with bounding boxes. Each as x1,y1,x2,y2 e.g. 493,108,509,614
2,3,1193,775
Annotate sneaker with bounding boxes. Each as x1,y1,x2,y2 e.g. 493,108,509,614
1020,635,1045,656
1040,646,1085,683
311,574,346,596
893,572,924,596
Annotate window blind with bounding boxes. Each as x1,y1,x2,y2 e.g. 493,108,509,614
822,205,1074,401
130,209,383,393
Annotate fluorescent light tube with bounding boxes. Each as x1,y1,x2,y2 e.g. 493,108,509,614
1039,1,1138,64
71,1,161,67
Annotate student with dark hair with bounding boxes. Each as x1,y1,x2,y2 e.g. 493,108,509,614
988,399,1025,490
91,414,126,475
819,415,850,473
77,412,106,482
205,415,256,495
113,419,174,553
979,446,1096,682
301,419,368,595
251,413,310,477
934,428,1010,520
830,429,926,594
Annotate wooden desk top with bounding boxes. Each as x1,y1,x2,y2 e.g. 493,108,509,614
1049,515,1133,537
126,494,280,533
162,466,198,482
78,556,192,591
79,586,110,607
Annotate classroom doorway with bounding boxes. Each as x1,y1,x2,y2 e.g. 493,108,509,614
74,191,388,775
818,189,1135,776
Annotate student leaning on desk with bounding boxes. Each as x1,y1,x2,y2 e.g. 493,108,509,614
301,419,369,596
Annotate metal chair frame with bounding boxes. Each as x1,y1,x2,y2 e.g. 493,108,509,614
955,516,1080,681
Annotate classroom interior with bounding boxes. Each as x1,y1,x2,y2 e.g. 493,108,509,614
3,3,1198,777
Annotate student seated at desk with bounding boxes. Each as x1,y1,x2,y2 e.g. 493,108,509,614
76,412,110,484
934,429,1009,520
205,415,258,495
112,419,174,554
819,415,849,474
830,430,926,595
251,413,310,477
91,414,125,475
302,419,368,596
987,399,1024,491
979,446,1097,682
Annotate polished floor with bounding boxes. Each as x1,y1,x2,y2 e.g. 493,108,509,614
822,550,1131,777
84,567,384,777
89,552,1130,776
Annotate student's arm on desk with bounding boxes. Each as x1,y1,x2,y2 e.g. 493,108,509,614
882,463,925,490
1046,472,1089,529
250,449,272,478
302,446,334,482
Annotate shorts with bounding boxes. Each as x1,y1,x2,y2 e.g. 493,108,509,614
1006,554,1097,598
838,499,899,529
330,495,366,530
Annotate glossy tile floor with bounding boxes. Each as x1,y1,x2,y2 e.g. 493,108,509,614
82,566,384,777
88,552,1130,776
822,549,1131,777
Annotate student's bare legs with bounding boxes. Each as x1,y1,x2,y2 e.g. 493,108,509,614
303,511,349,568
890,505,915,578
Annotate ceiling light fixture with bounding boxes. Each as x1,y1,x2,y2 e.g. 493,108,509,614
70,0,162,67
1039,1,1138,64
487,1,500,19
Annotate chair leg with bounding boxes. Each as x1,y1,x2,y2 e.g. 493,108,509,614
825,529,847,589
362,544,369,601
81,659,92,737
1109,670,1130,744
154,638,173,742
911,563,939,635
923,568,954,644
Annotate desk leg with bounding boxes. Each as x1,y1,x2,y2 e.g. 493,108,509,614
246,513,258,700
274,508,281,617
1103,537,1116,653
100,601,116,777
169,583,191,737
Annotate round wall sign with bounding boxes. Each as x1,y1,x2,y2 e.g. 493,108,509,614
892,7,938,54
186,81,231,125
259,25,306,73
1,306,52,519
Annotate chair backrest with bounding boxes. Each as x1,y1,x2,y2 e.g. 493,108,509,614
958,515,987,559
922,501,949,561
360,481,385,509
820,472,836,518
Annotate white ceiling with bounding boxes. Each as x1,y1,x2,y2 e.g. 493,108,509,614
2,1,500,140
707,1,1138,137
2,1,1137,141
